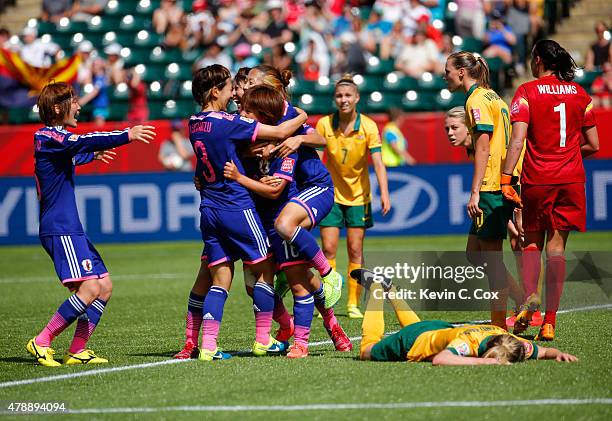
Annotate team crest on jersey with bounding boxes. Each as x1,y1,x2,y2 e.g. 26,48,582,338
471,108,481,122
281,157,295,173
455,341,470,356
81,259,93,272
68,134,79,142
523,341,534,357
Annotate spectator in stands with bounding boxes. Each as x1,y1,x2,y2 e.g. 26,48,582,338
71,0,108,22
332,4,355,39
159,119,193,172
332,31,367,77
482,10,516,64
435,33,457,74
232,43,258,75
296,31,331,78
362,8,393,55
379,19,404,60
19,27,60,68
194,40,232,70
402,0,432,38
162,19,189,52
0,27,11,49
585,21,611,71
591,61,612,109
395,28,439,78
454,0,486,40
298,38,321,81
262,0,293,49
373,0,404,25
103,43,125,85
41,0,72,23
153,0,184,35
226,9,262,48
506,0,531,76
262,43,292,71
186,0,217,49
79,58,109,126
76,40,95,86
381,107,417,167
126,67,149,123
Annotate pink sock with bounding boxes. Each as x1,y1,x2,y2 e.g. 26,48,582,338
201,320,220,351
312,250,331,276
36,313,70,347
316,303,339,331
255,311,273,344
186,311,203,346
69,319,96,354
273,298,292,330
294,326,310,347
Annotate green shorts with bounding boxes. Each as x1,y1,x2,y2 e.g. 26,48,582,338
469,189,517,240
319,202,373,228
370,320,454,361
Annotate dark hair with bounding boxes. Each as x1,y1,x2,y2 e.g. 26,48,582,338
37,82,74,126
192,64,231,106
447,51,490,89
252,64,292,99
532,39,578,82
334,73,359,92
234,67,251,86
241,85,285,125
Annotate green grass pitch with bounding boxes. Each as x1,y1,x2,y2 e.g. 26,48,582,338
0,232,611,420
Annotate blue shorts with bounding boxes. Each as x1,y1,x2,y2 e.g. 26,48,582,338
267,227,309,270
200,207,271,267
40,234,108,289
289,185,334,228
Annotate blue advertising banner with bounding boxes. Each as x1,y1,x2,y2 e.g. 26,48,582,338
1,161,611,245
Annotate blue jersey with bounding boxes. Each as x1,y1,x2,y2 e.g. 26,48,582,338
243,153,299,227
189,110,261,210
34,126,130,236
282,102,333,190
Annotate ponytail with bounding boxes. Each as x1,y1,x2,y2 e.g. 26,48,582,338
532,39,578,82
447,51,490,89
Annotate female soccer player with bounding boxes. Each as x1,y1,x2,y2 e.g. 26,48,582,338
243,65,352,353
190,64,309,361
244,65,344,306
502,40,599,340
444,52,519,329
353,268,578,365
27,82,156,366
317,74,391,319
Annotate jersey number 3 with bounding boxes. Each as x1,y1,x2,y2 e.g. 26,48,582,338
193,141,216,182
553,103,567,147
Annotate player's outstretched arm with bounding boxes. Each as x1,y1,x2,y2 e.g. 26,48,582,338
537,347,579,362
580,125,599,157
431,350,502,366
223,161,287,199
256,112,308,141
272,132,325,158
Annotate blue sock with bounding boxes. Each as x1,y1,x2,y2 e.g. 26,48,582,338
289,227,331,276
293,293,314,346
201,286,228,351
253,282,275,344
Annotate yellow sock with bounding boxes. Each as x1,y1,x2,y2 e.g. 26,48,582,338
360,284,384,356
387,286,420,327
347,262,362,308
327,258,336,271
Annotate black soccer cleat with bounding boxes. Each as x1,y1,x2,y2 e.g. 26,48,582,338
350,268,393,292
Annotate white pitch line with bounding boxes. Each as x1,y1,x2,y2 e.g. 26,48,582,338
1,303,610,390
1,398,610,415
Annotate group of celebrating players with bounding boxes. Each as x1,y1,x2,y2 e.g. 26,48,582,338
26,37,595,366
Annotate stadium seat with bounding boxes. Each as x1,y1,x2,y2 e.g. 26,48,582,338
401,91,437,112
165,63,193,80
434,91,466,111
296,94,334,115
460,37,483,53
56,20,87,34
417,74,447,91
290,79,316,96
383,73,419,92
365,92,403,113
107,101,130,121
366,57,394,75
149,47,182,64
120,15,151,31
355,75,385,94
575,70,602,92
124,49,150,67
133,30,163,48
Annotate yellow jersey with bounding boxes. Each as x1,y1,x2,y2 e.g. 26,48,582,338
407,323,539,362
316,112,382,206
464,84,518,191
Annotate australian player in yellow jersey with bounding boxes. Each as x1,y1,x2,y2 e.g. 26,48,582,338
445,52,521,329
316,74,391,319
353,268,577,365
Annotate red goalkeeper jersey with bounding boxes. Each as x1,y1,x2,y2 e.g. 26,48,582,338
510,74,596,185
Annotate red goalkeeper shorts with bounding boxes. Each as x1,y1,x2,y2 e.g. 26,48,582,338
521,183,586,232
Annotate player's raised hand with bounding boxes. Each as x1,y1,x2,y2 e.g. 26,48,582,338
223,160,240,180
500,173,522,208
467,192,482,219
271,137,301,158
94,149,117,164
128,125,156,144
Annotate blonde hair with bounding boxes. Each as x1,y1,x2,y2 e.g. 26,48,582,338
482,335,527,364
335,73,359,92
447,51,490,89
446,106,465,121
252,64,292,100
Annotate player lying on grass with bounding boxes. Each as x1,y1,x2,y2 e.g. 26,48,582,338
27,81,156,367
223,85,351,358
444,107,545,328
352,268,578,365
502,40,600,341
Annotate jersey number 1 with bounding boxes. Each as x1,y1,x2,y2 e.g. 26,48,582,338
553,103,567,147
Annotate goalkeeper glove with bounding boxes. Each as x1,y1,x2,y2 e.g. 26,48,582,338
501,173,522,208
